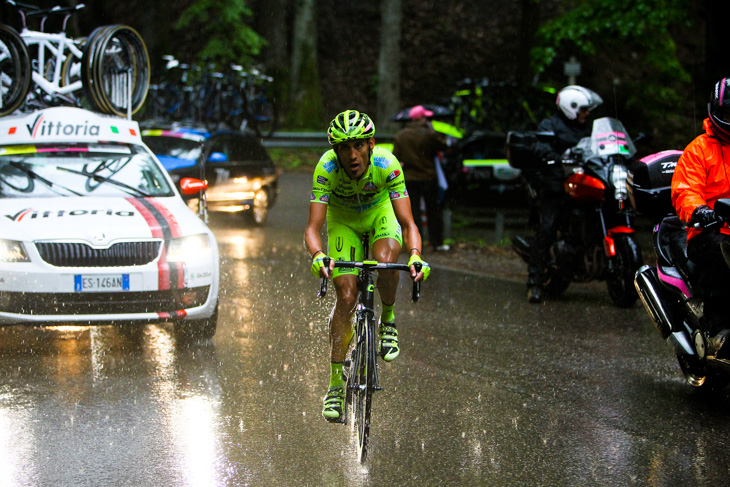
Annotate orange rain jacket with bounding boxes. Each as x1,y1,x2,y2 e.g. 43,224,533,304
672,118,730,242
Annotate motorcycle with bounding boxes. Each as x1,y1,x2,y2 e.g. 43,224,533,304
634,199,730,390
509,117,644,307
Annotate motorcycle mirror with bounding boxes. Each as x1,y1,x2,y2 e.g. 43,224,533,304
633,132,653,145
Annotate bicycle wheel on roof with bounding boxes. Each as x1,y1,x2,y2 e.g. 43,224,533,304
0,24,32,117
82,25,150,117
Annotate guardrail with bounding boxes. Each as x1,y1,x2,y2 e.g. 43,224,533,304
262,132,394,148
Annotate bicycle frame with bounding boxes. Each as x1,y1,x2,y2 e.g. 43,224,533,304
10,2,86,102
21,29,83,96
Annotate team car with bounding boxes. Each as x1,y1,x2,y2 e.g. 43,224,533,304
141,126,280,225
0,107,220,339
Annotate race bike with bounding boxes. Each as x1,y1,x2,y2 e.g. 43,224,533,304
635,198,730,391
510,117,643,308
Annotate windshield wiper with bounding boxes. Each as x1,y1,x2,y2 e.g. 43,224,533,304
57,166,152,197
9,161,82,196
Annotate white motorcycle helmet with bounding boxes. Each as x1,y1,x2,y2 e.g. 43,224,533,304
556,85,603,120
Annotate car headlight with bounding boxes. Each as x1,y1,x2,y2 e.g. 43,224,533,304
0,239,30,263
167,234,211,263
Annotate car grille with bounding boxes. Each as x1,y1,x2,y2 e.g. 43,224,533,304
0,286,210,316
35,241,162,267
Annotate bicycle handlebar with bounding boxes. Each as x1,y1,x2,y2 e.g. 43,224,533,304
318,257,421,302
8,0,84,16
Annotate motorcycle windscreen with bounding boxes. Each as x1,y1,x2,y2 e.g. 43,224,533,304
582,118,637,159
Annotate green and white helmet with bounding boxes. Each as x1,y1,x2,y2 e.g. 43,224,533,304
327,110,375,145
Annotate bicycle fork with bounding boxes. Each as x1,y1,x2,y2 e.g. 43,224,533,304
351,274,382,393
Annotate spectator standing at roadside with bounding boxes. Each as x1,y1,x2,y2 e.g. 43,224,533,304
393,105,450,251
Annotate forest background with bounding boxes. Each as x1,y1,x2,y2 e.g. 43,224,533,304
2,0,729,153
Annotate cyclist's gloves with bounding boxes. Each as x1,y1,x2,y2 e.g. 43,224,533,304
691,205,721,228
311,252,330,278
408,254,430,281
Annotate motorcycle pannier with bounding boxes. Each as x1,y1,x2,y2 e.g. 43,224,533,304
505,131,542,170
627,150,681,218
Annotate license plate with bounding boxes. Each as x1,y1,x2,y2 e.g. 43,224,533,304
74,274,130,292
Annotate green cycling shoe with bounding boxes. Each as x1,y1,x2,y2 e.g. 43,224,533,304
379,322,399,362
322,387,345,423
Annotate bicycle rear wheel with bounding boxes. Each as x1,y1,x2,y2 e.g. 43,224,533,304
0,24,32,117
353,315,375,463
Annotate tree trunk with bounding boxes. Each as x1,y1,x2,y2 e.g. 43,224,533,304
376,0,401,135
289,0,324,129
257,0,290,125
517,0,541,85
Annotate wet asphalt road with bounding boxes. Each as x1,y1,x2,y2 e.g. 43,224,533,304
2,173,730,486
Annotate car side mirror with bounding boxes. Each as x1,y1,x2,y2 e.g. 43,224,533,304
180,177,207,196
208,152,227,163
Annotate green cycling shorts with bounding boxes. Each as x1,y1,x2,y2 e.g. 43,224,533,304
327,205,403,278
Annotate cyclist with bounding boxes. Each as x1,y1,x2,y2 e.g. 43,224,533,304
304,109,430,422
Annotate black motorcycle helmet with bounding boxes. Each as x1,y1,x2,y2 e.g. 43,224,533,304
708,78,730,138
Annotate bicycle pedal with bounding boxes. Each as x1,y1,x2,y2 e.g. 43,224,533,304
373,385,383,392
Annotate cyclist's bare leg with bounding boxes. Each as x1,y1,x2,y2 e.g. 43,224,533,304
330,274,357,362
372,237,402,361
372,237,402,305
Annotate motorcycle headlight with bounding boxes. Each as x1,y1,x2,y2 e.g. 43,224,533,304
167,234,211,263
611,165,629,201
0,239,30,263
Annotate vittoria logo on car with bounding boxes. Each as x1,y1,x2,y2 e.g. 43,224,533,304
5,208,135,222
23,113,102,138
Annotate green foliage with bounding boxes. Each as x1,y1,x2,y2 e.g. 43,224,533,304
532,0,689,79
531,0,693,146
175,0,266,67
268,147,324,172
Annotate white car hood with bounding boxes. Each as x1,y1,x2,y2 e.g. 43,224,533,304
1,196,208,244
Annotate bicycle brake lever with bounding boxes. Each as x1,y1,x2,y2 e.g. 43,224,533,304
319,277,327,298
412,263,421,303
318,257,331,298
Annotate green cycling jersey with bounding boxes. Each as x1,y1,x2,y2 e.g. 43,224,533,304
310,146,408,215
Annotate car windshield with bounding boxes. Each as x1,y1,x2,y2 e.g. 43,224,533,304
143,136,202,160
0,143,175,198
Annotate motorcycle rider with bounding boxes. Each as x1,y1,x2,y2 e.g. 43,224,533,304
671,77,730,354
525,85,603,303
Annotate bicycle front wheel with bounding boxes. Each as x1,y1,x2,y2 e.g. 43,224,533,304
353,315,375,463
0,24,32,117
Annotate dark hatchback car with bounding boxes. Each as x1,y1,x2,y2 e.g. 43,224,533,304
141,127,280,225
